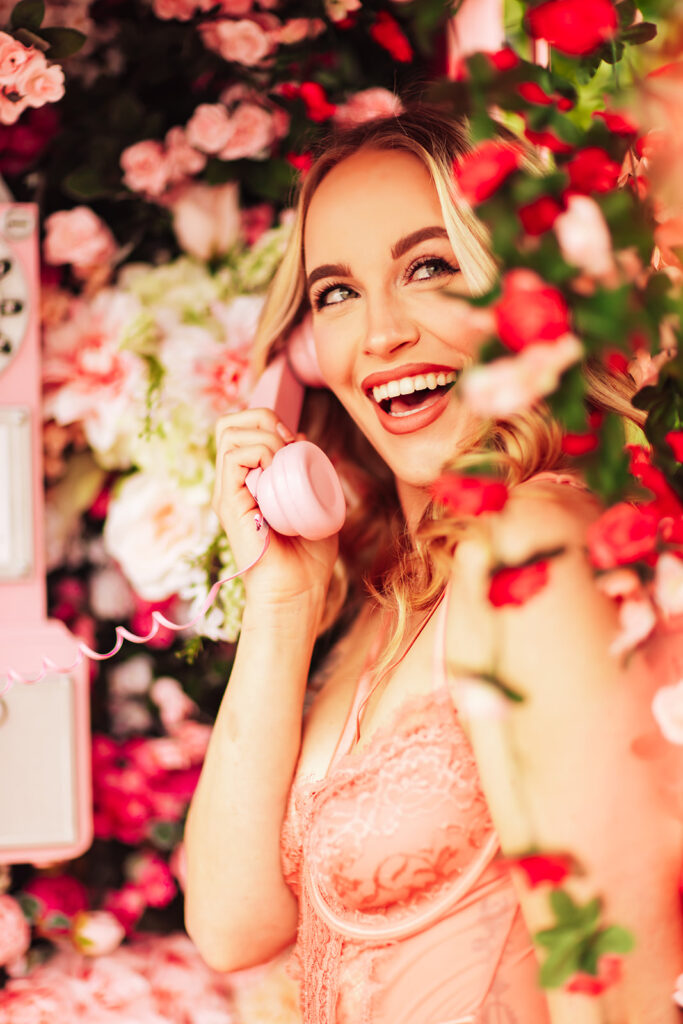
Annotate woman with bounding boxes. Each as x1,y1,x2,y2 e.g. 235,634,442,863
184,107,683,1023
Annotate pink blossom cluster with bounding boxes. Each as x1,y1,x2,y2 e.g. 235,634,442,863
0,32,65,126
92,724,209,846
185,95,289,162
120,126,207,199
0,933,240,1023
44,207,118,281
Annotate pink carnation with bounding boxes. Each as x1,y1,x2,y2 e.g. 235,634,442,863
334,88,403,127
43,207,117,272
120,139,170,197
201,17,272,66
218,102,275,160
0,895,31,967
185,103,233,154
460,335,583,417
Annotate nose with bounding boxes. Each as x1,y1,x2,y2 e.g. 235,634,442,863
363,290,420,358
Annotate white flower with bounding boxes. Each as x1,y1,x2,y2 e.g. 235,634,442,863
104,472,219,601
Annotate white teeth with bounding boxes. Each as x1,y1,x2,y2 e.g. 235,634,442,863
370,370,457,405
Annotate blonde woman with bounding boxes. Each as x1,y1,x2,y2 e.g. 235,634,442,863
184,108,683,1024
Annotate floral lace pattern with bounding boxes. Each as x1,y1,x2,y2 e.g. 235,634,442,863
280,686,501,1024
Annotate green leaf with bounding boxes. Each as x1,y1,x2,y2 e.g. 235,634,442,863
63,165,111,200
621,22,658,46
467,670,526,703
39,26,86,59
616,0,637,28
10,0,44,31
538,936,584,988
148,819,184,850
591,925,636,957
17,892,41,923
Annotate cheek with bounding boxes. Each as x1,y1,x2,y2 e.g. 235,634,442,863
312,320,356,394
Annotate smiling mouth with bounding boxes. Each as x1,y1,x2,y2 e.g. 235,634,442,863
368,370,458,417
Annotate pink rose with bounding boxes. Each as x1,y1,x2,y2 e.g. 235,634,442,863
102,884,147,934
120,139,170,197
218,102,275,160
218,0,254,11
495,269,571,352
20,59,65,108
334,87,403,127
609,595,657,657
153,0,198,18
654,552,683,618
124,851,176,908
151,676,198,728
0,895,31,967
277,17,326,45
71,910,126,956
554,194,616,279
0,92,28,125
0,33,32,83
43,207,117,273
171,181,241,259
164,126,206,181
652,679,683,745
185,103,233,154
201,17,272,66
461,334,583,417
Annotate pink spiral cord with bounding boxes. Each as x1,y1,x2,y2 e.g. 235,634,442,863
0,518,271,694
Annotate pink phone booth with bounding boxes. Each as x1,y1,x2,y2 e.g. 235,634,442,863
0,203,92,866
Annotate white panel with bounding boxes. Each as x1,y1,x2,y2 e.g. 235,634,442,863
0,674,78,847
0,406,33,580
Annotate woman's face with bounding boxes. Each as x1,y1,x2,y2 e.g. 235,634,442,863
303,147,487,511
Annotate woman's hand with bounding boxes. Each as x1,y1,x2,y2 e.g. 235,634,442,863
212,407,339,609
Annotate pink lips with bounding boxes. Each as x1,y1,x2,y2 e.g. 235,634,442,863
363,363,458,436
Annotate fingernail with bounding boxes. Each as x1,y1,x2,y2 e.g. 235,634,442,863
276,422,295,443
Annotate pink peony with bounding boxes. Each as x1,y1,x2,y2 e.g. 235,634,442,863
334,87,403,127
151,676,198,728
120,139,170,197
185,103,233,154
43,207,117,273
609,595,657,657
652,679,683,745
164,126,206,182
171,181,241,259
124,851,176,908
554,194,616,279
460,334,583,417
201,17,272,66
72,910,126,956
218,102,276,160
654,552,683,618
0,895,31,967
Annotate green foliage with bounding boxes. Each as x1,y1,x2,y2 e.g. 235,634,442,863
10,0,44,32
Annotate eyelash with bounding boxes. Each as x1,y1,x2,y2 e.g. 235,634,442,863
311,256,459,311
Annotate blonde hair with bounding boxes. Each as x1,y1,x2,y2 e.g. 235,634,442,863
251,105,643,651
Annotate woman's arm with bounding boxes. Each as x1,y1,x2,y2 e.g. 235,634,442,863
446,482,683,1024
184,593,324,972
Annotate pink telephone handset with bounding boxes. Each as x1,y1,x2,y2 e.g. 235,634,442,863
244,318,346,540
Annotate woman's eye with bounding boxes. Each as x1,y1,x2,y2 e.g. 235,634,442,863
409,257,457,282
314,283,353,310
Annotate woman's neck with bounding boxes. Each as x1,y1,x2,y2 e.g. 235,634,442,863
395,478,431,538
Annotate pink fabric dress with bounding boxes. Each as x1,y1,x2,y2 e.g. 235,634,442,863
280,596,552,1024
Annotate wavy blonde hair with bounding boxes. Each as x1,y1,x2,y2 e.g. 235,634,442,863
251,105,643,654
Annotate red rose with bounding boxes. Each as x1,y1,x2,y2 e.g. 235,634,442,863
488,47,520,71
495,269,570,351
565,147,621,194
430,473,509,516
525,0,618,56
524,127,574,153
286,151,313,175
518,81,555,106
507,853,572,887
605,349,629,374
453,141,522,205
370,12,413,63
586,502,660,569
518,195,563,235
565,955,623,995
298,81,336,122
561,431,599,455
488,560,550,607
592,110,638,136
627,445,683,520
666,430,683,462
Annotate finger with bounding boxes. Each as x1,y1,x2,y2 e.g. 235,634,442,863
215,427,285,461
214,408,283,444
212,441,279,515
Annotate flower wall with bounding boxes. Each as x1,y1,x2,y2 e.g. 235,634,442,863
0,0,681,1018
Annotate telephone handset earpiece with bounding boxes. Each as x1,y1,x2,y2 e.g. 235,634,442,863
245,319,346,540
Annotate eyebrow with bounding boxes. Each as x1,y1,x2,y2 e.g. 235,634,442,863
305,226,450,293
